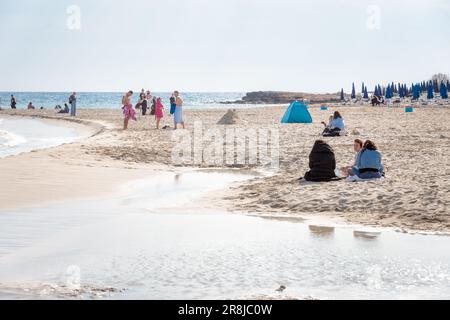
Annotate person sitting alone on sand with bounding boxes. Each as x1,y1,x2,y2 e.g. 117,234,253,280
155,97,164,129
303,140,339,182
339,139,364,177
27,101,35,110
322,111,345,137
349,140,385,180
122,91,136,130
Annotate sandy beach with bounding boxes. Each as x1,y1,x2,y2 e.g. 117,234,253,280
1,104,449,233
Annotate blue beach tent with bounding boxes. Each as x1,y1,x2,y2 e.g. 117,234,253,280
281,101,313,124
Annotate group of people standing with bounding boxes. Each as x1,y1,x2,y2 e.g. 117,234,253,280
122,90,185,130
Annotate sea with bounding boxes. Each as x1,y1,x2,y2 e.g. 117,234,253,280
0,92,247,110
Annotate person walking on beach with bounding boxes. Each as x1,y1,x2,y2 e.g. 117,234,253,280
69,92,77,116
122,90,136,130
173,91,185,130
155,97,164,129
10,95,17,109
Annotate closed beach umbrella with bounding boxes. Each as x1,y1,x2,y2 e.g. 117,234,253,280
413,84,420,100
340,89,345,101
440,82,448,99
433,80,439,93
427,83,434,100
385,84,391,99
351,83,356,99
363,86,369,99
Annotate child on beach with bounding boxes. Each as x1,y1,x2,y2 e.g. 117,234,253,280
155,97,164,129
122,91,136,130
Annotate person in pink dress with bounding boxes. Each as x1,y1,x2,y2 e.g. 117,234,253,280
155,97,164,129
122,90,136,130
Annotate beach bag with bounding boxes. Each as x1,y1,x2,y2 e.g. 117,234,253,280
170,104,176,115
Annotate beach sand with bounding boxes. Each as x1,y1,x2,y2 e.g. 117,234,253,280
1,104,449,233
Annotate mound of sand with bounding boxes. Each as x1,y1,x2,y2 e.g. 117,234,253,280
217,109,240,125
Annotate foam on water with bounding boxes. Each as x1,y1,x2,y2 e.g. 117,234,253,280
0,117,84,158
0,129,27,147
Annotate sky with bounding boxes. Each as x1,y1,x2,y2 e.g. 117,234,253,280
0,0,449,92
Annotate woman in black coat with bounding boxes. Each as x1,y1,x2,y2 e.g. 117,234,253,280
304,140,338,182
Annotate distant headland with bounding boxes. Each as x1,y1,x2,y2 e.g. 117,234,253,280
221,91,341,104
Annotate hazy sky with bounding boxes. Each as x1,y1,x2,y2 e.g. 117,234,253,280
0,0,449,92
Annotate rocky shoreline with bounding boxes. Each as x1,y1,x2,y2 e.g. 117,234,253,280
222,91,342,104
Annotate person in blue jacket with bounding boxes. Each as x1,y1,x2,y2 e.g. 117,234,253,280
351,140,385,179
322,111,345,137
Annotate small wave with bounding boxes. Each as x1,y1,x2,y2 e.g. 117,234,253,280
0,129,27,147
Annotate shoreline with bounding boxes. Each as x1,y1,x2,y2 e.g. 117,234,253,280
0,113,167,210
1,105,449,234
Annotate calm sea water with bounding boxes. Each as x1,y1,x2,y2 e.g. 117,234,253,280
0,170,449,299
0,117,86,159
0,92,245,110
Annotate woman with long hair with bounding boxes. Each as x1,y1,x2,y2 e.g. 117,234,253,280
322,111,345,137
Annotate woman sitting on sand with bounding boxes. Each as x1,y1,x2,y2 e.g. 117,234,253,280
350,140,385,179
339,139,363,177
122,91,136,130
155,97,164,129
322,111,345,137
303,140,339,182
